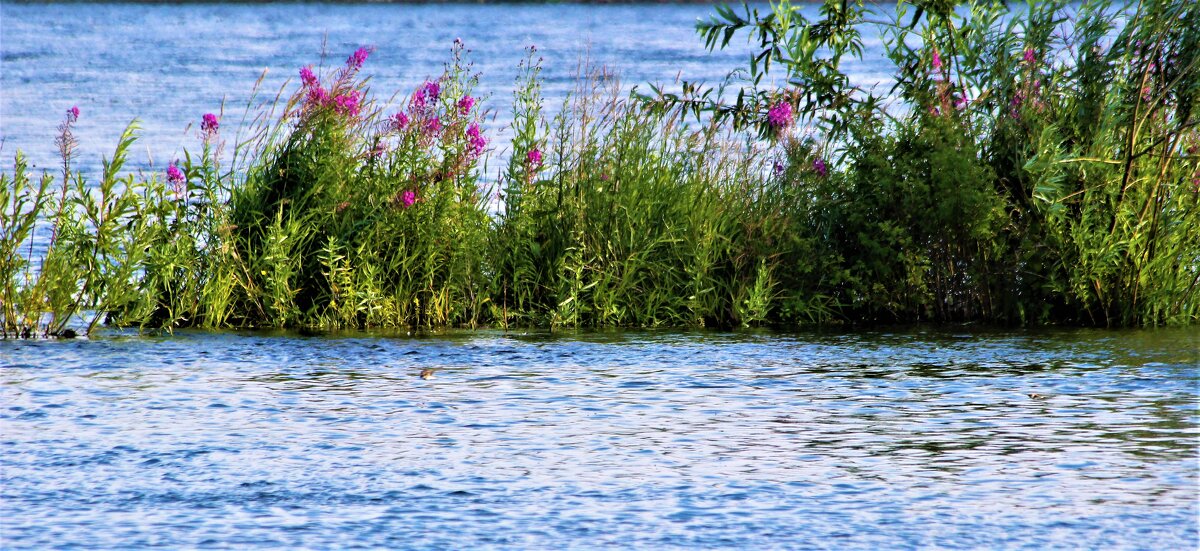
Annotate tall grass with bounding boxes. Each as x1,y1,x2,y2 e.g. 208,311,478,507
1,0,1195,337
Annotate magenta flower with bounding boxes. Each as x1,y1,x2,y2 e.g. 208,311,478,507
347,47,371,70
412,82,439,109
767,101,793,130
526,148,543,168
773,159,785,177
1023,47,1036,64
166,163,186,199
300,66,319,89
67,105,80,123
933,49,943,71
423,81,441,102
457,95,475,115
307,86,330,107
201,113,219,133
166,164,185,184
401,190,416,208
954,95,969,110
812,157,827,177
390,112,409,131
334,91,361,116
425,116,442,135
466,123,486,157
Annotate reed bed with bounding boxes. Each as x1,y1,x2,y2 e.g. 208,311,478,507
2,0,1196,337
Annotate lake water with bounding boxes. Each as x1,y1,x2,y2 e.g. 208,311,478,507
2,327,1198,548
0,2,897,180
2,3,1198,549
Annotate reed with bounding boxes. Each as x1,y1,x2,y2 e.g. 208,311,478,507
1,0,1195,336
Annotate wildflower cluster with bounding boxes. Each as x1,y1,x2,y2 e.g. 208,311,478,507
526,148,542,169
767,101,793,133
296,46,373,119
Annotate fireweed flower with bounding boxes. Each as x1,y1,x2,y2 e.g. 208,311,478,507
401,190,416,208
1023,47,1036,64
773,159,785,177
300,66,319,89
201,113,219,133
67,106,80,123
166,163,186,199
526,148,543,168
166,164,185,184
466,123,486,157
308,86,330,107
425,116,442,135
457,95,475,115
347,47,371,70
334,91,361,116
812,157,828,177
767,101,793,130
390,112,409,131
932,49,943,71
423,81,441,102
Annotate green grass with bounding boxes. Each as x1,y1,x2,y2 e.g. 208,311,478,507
2,0,1196,337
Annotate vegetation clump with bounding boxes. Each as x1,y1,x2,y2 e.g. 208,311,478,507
2,0,1196,337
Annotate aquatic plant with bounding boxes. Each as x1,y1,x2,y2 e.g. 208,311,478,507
1,0,1195,336
650,0,1199,326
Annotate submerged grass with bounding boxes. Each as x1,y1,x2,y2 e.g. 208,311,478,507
2,0,1197,337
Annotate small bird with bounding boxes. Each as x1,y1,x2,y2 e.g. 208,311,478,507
1027,392,1047,400
419,368,435,380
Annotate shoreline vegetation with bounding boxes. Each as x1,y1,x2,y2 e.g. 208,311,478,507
2,0,1197,337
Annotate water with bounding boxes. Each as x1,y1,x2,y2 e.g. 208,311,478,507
2,327,1197,548
0,2,897,180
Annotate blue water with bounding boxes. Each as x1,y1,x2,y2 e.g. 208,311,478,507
0,2,896,180
2,327,1197,548
2,3,1197,548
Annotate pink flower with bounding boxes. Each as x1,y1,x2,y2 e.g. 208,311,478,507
423,81,441,102
334,91,361,116
466,123,486,157
166,163,185,184
201,113,219,134
1023,47,1036,64
67,106,80,123
347,47,371,70
413,80,441,109
425,116,442,135
767,101,793,130
390,112,409,131
812,157,827,177
933,49,943,71
526,148,543,168
166,162,186,199
308,86,330,107
401,190,416,208
300,66,319,88
457,95,475,115
954,95,969,109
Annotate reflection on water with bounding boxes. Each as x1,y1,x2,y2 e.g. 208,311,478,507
2,327,1197,548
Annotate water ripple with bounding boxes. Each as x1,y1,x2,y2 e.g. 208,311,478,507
1,327,1197,548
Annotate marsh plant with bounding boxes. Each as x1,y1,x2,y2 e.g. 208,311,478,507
655,0,1199,326
2,0,1196,337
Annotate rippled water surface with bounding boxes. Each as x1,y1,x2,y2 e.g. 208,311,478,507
2,328,1197,548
